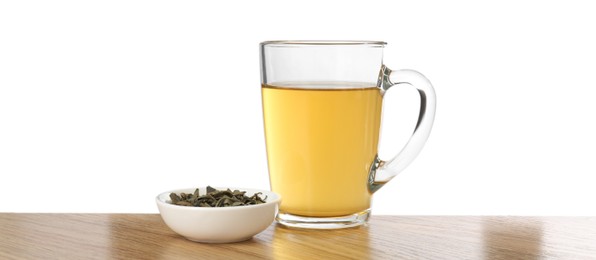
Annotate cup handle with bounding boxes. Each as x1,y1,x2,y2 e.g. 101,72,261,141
368,65,437,193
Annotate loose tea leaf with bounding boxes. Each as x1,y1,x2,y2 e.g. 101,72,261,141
169,186,267,207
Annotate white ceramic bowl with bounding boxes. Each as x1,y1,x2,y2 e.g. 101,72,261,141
156,187,280,243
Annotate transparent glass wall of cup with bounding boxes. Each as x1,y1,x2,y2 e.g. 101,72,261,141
260,41,436,229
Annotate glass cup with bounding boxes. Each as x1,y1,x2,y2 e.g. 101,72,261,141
260,41,436,229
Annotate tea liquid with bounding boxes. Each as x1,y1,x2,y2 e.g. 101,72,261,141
262,83,383,217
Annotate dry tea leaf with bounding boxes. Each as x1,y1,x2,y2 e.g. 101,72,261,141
169,186,267,207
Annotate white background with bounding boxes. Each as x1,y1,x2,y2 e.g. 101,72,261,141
1,0,595,215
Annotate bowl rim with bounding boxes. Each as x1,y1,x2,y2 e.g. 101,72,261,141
155,187,281,211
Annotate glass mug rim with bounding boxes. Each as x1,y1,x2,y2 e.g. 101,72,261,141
260,40,387,47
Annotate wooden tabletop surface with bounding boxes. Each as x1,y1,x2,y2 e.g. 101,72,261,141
0,214,595,259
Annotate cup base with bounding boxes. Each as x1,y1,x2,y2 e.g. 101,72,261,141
275,209,371,229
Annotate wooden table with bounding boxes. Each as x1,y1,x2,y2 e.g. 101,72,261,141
1,214,595,259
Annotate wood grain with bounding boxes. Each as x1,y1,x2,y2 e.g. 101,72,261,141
1,214,595,259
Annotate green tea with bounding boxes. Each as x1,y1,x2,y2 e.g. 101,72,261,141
262,83,383,217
